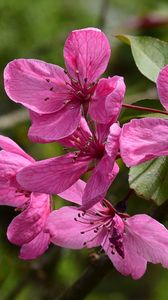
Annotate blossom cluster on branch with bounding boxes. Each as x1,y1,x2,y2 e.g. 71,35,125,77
1,27,168,280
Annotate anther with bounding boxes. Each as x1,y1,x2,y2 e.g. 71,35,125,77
72,78,78,84
83,242,87,246
84,78,87,83
44,97,49,101
87,82,95,89
50,87,54,91
78,213,81,218
46,79,50,82
74,217,77,221
77,91,83,96
64,69,68,74
80,231,85,234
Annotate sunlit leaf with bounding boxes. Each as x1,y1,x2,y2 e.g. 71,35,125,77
129,157,168,205
116,34,168,82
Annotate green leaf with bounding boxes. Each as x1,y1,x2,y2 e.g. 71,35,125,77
116,34,168,82
129,157,168,205
120,99,168,124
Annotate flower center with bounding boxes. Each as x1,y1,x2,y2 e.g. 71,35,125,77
74,201,126,259
65,69,97,104
70,126,105,160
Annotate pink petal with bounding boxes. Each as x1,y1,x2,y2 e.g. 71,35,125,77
0,182,28,207
89,76,125,124
4,59,71,114
46,206,104,249
7,193,50,245
103,233,147,280
17,153,91,194
105,123,121,157
64,28,111,85
0,150,31,177
58,179,86,205
59,117,92,148
157,65,168,111
125,214,168,268
28,102,81,142
82,123,120,208
0,151,31,207
120,118,168,167
82,160,119,209
19,231,50,260
0,135,34,162
96,123,111,144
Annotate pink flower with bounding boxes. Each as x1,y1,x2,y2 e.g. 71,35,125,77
157,64,168,111
120,65,168,167
17,121,121,209
3,28,126,142
0,135,51,259
46,180,168,279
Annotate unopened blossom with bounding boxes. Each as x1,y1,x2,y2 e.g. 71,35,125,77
120,65,168,167
46,180,168,279
0,135,51,259
17,121,121,208
4,28,125,142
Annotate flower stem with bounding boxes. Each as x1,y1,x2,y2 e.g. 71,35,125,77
122,103,168,116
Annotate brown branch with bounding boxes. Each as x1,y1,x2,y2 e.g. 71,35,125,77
56,254,112,300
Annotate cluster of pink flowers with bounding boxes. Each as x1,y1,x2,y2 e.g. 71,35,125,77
2,27,168,279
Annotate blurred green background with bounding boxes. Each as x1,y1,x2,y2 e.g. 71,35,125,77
1,0,168,299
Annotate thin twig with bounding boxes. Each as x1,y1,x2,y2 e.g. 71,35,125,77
122,103,168,116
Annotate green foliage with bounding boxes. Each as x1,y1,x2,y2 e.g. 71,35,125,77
116,34,168,82
129,157,168,205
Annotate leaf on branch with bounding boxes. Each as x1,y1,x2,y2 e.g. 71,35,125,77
120,99,168,124
116,34,168,82
129,156,168,205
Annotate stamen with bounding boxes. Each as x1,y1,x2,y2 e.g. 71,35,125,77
44,97,49,101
